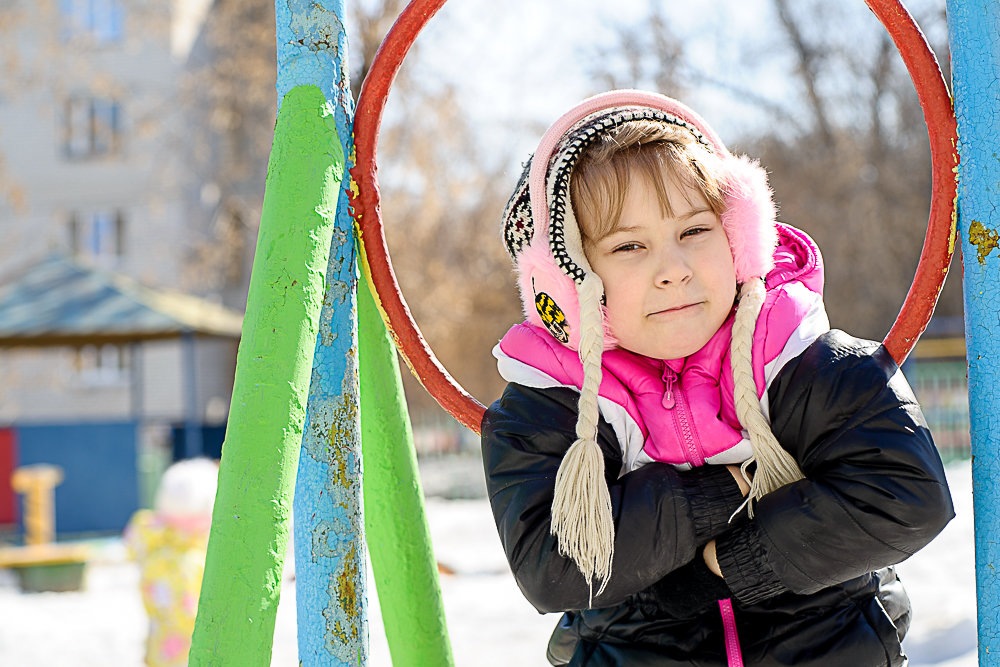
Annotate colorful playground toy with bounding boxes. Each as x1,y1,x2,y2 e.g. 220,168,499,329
0,463,90,592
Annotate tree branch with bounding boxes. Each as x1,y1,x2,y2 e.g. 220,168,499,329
772,0,834,147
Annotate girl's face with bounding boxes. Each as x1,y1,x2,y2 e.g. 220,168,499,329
583,171,737,360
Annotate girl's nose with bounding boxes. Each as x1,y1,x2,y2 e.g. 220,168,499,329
655,245,693,285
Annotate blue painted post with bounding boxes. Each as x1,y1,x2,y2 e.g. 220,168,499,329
278,1,366,664
182,331,203,458
946,1,1000,662
129,342,142,420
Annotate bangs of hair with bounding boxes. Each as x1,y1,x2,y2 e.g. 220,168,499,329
570,121,727,246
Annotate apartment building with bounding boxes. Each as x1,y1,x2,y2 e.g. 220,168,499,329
0,0,263,530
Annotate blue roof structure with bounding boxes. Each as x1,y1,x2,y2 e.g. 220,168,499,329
0,255,244,347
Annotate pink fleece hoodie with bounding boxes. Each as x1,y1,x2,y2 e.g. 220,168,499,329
495,223,830,472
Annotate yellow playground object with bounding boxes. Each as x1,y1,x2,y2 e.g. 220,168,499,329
0,464,90,592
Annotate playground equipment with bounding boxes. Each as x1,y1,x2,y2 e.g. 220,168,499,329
190,1,449,665
190,0,1000,665
946,0,1000,662
0,464,90,592
352,0,957,432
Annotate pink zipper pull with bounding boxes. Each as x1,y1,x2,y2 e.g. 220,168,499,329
661,366,676,409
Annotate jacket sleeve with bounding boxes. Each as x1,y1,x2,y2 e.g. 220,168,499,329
482,382,746,613
715,330,955,605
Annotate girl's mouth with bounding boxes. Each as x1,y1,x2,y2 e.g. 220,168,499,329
649,302,702,317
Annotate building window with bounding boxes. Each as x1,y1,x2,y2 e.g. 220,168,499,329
69,210,126,264
64,97,122,159
61,0,124,43
76,344,129,386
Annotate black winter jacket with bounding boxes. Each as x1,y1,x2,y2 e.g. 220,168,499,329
481,330,954,666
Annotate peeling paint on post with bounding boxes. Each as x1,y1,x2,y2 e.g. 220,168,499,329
968,220,999,264
274,0,367,664
946,1,1000,662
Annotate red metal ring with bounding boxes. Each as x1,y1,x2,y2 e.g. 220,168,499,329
351,0,957,435
864,0,958,364
350,0,485,433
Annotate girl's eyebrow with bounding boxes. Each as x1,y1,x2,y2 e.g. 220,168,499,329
593,207,714,244
678,207,712,220
594,225,641,243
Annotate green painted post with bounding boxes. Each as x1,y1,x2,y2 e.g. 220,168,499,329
188,84,341,665
357,273,454,666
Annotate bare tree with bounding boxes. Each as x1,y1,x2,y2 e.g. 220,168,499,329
175,0,277,303
348,0,409,96
771,0,834,147
586,5,687,97
753,0,958,339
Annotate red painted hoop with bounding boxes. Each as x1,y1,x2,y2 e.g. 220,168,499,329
863,1,958,362
351,0,957,435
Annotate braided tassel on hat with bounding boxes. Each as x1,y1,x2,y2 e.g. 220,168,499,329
550,271,614,605
731,279,805,517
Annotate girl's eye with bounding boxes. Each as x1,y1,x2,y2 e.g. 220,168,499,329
681,226,711,239
611,242,643,253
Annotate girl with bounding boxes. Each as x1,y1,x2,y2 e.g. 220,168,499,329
125,458,218,667
482,90,954,666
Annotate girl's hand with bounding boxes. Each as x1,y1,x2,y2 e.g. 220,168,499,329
707,465,753,578
726,464,751,497
703,540,723,577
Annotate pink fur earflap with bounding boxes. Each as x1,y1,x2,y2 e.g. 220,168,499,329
721,155,779,283
516,238,618,351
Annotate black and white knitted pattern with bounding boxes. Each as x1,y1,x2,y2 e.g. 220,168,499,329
500,108,713,272
545,108,714,284
502,158,534,258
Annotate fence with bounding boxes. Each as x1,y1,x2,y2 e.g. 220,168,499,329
907,343,971,462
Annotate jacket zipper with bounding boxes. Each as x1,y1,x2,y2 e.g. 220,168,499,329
661,366,704,466
718,599,744,667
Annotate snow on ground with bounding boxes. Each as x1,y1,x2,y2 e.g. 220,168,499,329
896,460,978,666
0,459,978,665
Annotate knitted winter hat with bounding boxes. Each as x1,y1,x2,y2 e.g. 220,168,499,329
155,458,219,530
501,90,803,600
